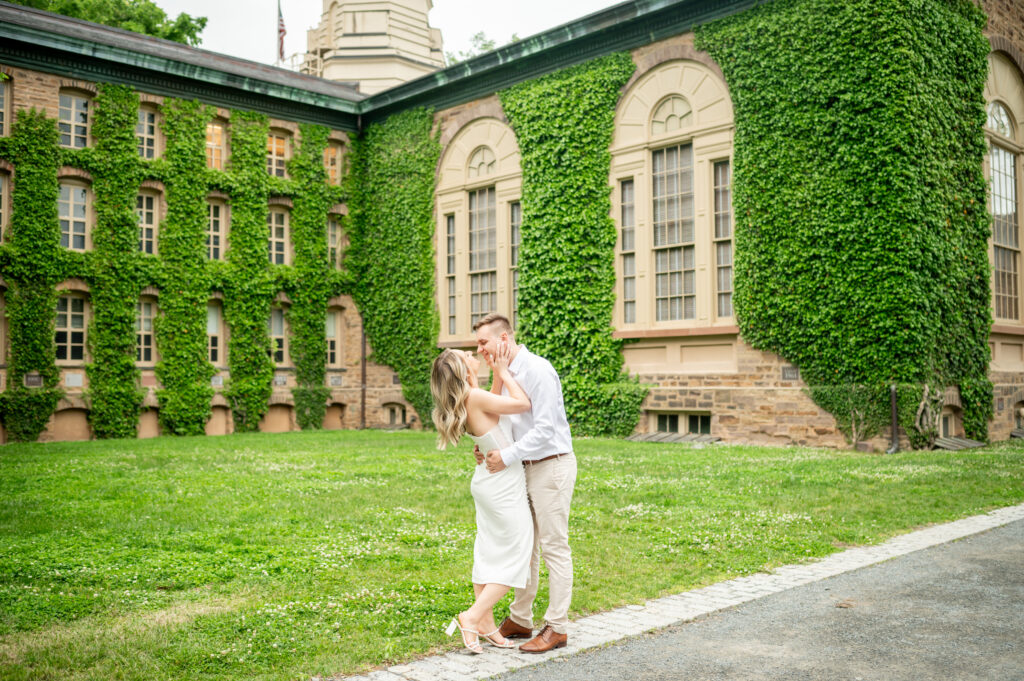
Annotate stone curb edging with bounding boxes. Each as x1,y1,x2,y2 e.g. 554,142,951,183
326,502,1024,681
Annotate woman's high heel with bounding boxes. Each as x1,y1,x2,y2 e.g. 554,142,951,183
481,628,517,648
445,613,483,654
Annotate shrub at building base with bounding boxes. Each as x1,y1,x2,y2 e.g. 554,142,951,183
346,108,440,424
696,0,993,445
500,53,649,437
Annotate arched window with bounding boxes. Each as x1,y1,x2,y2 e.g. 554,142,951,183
651,95,693,135
436,119,522,340
467,146,496,178
611,60,735,328
984,52,1024,325
988,101,1014,139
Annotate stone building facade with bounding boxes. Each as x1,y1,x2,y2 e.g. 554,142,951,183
0,0,1022,446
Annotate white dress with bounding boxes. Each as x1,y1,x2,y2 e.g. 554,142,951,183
466,416,534,588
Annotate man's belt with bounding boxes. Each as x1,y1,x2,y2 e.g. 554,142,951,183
523,453,570,465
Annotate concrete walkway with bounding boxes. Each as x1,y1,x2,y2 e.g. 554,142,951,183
335,503,1024,681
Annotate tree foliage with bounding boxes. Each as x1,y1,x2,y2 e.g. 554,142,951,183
11,0,207,46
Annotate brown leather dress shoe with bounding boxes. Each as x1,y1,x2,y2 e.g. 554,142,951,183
497,616,533,639
519,624,567,653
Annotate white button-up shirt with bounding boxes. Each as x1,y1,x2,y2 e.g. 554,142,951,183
498,345,574,466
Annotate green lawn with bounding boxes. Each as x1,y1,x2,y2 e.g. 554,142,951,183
1,431,1022,680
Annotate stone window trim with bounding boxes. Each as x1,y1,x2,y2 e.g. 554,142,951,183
651,410,712,435
55,292,90,366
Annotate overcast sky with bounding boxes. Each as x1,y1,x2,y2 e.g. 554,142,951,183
157,0,623,67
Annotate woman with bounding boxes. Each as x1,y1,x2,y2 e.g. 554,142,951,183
431,342,533,653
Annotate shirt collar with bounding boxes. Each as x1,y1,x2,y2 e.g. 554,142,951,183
509,344,529,374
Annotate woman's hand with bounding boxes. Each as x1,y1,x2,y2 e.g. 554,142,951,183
493,340,512,373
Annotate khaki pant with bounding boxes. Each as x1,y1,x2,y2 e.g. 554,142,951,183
509,453,577,634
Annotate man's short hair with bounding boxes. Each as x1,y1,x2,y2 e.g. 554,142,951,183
473,313,513,335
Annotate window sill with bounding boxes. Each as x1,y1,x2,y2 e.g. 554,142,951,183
613,325,739,339
991,324,1024,336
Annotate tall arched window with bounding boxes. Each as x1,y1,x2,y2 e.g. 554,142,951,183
611,60,735,328
984,52,1024,326
436,120,522,341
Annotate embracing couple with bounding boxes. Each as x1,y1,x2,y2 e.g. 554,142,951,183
431,313,577,655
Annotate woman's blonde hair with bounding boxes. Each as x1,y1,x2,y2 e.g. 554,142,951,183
431,349,471,449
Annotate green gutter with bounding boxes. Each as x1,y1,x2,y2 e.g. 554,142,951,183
0,3,363,131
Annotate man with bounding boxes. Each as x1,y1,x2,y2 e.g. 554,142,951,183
473,313,576,653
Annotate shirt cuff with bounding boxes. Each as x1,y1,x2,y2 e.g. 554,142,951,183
499,446,518,467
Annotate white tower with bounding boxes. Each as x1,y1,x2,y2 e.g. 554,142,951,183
304,0,444,95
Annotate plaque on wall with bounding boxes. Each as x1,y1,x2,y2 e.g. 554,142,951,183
782,365,800,381
23,372,42,388
329,375,343,387
211,375,223,387
64,372,83,388
274,374,287,386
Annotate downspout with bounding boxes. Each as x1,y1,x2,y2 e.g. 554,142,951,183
360,322,367,429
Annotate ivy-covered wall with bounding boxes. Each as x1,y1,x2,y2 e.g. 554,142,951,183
695,0,993,443
0,85,344,441
500,54,649,437
346,108,440,422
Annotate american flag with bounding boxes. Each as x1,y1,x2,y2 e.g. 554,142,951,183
277,0,286,62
